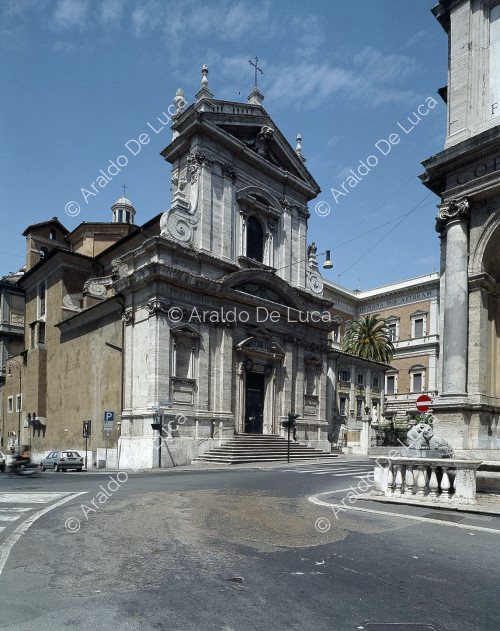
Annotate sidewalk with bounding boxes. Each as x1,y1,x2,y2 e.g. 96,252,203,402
77,452,370,474
357,492,500,517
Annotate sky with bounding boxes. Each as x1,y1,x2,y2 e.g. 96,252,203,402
0,0,448,291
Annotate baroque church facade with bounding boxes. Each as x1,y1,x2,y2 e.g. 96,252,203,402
118,76,338,467
3,71,389,467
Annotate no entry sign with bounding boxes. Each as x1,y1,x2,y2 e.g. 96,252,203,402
416,394,433,412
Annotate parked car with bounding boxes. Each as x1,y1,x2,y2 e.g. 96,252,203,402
0,450,6,472
40,451,84,472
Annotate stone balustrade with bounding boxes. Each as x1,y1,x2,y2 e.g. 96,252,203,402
370,456,483,505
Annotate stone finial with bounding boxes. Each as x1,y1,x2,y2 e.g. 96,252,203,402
173,88,186,114
196,64,214,101
247,86,264,105
296,133,306,162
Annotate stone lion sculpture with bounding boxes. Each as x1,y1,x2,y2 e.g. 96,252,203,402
407,422,453,456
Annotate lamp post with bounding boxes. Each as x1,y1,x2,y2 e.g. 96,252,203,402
7,359,22,454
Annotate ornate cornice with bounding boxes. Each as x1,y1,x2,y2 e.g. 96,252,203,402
435,197,470,233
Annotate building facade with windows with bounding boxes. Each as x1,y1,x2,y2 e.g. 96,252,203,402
0,273,26,451
323,272,440,425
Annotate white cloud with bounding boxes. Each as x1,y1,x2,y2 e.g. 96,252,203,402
53,0,88,30
406,30,426,48
1,0,41,19
292,14,325,60
100,0,124,26
262,47,418,110
130,0,273,43
131,0,163,38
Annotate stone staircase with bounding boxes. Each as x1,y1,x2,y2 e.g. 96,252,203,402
193,434,339,464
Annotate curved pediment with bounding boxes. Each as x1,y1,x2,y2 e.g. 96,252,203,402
236,186,282,214
220,269,306,311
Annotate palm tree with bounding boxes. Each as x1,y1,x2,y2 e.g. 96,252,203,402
342,314,394,363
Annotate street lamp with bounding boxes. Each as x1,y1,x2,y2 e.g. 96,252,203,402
7,359,22,454
323,250,333,269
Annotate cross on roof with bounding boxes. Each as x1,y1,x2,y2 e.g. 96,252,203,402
249,56,263,88
122,184,127,197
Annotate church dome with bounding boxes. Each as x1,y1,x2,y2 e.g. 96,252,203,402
111,194,136,225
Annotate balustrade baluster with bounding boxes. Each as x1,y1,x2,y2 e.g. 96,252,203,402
394,463,403,497
429,465,439,500
386,463,394,496
404,464,415,498
416,465,427,498
440,466,451,502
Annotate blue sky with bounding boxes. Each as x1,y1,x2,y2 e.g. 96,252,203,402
0,0,448,290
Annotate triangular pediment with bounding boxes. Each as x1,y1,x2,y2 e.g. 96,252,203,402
214,120,312,184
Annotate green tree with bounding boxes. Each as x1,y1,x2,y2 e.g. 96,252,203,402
342,314,394,363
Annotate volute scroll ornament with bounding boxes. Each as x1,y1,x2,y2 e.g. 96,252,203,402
435,197,470,233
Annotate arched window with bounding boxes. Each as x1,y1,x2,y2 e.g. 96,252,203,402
246,216,263,262
49,229,56,240
39,247,49,260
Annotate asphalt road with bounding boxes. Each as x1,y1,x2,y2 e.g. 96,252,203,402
0,460,498,631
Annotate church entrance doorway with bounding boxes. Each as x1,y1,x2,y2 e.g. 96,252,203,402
244,372,265,433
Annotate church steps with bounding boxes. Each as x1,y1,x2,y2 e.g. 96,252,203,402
193,434,338,464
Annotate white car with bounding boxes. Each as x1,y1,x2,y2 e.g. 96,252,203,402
40,451,84,472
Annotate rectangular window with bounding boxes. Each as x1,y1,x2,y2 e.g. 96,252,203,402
356,399,363,417
373,376,379,389
357,373,364,386
339,398,346,416
174,336,192,379
388,323,397,341
340,370,350,382
39,322,45,345
8,396,13,413
387,375,395,394
306,368,316,396
414,318,424,338
16,394,22,412
39,282,46,317
413,373,423,393
31,323,36,349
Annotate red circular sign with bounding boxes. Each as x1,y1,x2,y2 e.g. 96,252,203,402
416,394,432,412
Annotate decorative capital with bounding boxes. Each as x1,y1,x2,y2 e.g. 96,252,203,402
187,150,214,183
146,299,170,317
221,163,237,182
435,197,470,233
280,197,291,211
122,308,134,325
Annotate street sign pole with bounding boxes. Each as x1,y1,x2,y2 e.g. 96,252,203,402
105,431,110,469
158,411,163,469
287,422,291,464
83,420,91,470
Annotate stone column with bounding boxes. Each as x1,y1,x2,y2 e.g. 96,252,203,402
436,198,470,397
349,364,356,419
325,355,336,423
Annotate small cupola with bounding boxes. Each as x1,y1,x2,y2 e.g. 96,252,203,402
111,192,136,225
